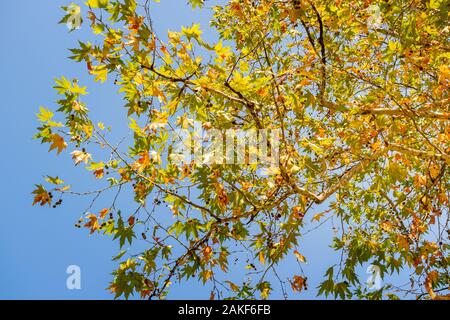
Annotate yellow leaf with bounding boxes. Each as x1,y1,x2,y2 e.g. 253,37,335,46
86,0,109,9
429,163,441,180
97,122,105,130
425,270,439,299
396,234,409,251
293,250,306,263
202,270,213,282
214,41,231,62
311,212,325,222
90,65,108,83
82,124,93,138
225,281,239,292
181,24,203,40
260,286,270,299
259,251,265,265
37,106,54,122
371,140,382,151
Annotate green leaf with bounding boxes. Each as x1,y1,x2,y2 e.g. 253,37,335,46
113,250,127,261
188,0,204,9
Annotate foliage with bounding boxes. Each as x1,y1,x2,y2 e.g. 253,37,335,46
33,0,449,300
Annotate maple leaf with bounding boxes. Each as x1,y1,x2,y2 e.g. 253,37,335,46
99,208,110,219
429,163,441,180
93,168,104,179
290,275,307,292
71,150,92,165
425,270,440,299
396,234,410,251
201,269,213,283
36,106,54,122
181,24,203,41
225,281,239,292
215,183,228,211
48,134,67,155
293,250,307,263
32,185,51,206
311,212,325,222
86,0,109,9
292,205,305,220
188,0,204,9
140,290,151,299
33,0,450,300
180,163,191,179
259,251,266,265
127,16,144,33
132,152,151,172
45,176,64,185
84,214,99,234
202,246,213,262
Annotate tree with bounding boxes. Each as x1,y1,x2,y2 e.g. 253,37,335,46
33,0,449,300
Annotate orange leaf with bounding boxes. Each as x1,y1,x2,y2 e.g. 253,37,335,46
290,275,307,292
99,208,110,219
93,168,104,179
49,134,67,155
293,250,306,263
84,214,99,234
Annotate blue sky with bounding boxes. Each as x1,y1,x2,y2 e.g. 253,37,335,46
0,0,397,300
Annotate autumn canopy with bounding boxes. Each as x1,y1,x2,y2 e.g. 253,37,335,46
33,0,449,300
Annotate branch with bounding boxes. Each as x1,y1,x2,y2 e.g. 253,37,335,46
322,100,450,120
224,81,263,129
388,142,450,161
289,147,389,204
360,108,450,120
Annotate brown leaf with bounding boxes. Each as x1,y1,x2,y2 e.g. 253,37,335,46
93,168,104,179
84,214,99,234
290,275,307,292
32,186,51,206
49,134,67,155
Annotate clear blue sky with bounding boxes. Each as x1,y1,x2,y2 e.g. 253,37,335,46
0,0,402,300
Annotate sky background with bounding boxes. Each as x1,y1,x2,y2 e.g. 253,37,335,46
0,0,400,300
